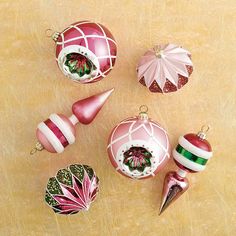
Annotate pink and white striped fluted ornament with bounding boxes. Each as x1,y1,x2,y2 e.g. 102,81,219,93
30,89,114,154
159,126,213,215
107,106,170,179
137,43,193,93
49,21,117,83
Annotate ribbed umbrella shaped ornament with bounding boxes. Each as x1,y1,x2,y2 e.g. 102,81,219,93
137,44,193,93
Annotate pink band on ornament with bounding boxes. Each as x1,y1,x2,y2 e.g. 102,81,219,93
44,119,69,147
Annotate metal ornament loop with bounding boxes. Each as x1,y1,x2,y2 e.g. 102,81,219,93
201,125,210,134
45,29,55,37
139,105,148,114
197,125,210,139
138,105,149,120
30,148,37,155
30,142,44,155
45,29,60,42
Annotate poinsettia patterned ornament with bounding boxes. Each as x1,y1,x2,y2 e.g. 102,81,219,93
45,164,99,215
137,44,193,93
107,106,170,179
49,21,117,83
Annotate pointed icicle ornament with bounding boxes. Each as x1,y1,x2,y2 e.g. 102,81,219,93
30,88,114,154
159,126,213,215
137,43,193,93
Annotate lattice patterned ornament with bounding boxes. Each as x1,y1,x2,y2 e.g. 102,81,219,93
159,126,213,215
47,21,117,83
137,44,193,93
107,106,170,179
45,164,99,215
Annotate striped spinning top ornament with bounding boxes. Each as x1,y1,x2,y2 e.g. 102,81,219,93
159,125,213,214
45,164,99,215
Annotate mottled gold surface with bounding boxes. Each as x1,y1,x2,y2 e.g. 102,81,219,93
0,0,235,235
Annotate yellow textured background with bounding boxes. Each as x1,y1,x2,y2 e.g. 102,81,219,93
0,0,235,235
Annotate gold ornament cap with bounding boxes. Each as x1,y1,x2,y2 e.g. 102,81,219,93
138,105,149,120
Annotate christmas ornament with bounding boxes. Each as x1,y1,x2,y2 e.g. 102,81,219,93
159,126,213,215
45,164,99,215
30,89,114,154
47,21,117,83
107,105,170,179
137,43,193,93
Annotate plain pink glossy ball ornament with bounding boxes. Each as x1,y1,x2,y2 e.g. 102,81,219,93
30,89,114,154
48,21,117,83
107,106,170,179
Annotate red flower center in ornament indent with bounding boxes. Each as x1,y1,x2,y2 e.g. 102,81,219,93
65,53,96,78
123,147,152,172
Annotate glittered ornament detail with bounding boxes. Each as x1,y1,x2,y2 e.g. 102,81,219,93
137,44,193,93
50,21,117,83
45,164,99,215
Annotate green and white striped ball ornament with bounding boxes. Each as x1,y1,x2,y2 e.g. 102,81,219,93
173,126,213,173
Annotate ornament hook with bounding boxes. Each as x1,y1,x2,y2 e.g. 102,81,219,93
139,105,148,114
197,125,210,139
30,148,37,155
30,142,44,155
45,29,60,42
154,45,163,58
139,105,149,120
201,125,210,133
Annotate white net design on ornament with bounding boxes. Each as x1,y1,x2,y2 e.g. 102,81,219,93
107,118,170,178
56,21,117,80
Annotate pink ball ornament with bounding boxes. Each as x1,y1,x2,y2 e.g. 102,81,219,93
49,21,117,83
107,106,170,179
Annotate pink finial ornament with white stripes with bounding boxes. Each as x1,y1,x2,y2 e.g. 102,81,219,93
48,21,117,83
30,89,114,154
107,106,170,179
